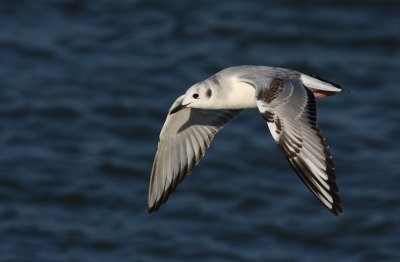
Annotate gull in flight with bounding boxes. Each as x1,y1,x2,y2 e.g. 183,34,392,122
148,66,348,215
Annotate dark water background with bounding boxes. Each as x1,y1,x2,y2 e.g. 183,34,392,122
0,0,399,261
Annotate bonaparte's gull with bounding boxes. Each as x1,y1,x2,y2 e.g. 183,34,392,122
148,66,348,215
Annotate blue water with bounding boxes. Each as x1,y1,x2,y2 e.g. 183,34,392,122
0,0,399,261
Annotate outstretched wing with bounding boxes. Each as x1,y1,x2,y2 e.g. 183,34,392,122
255,78,342,215
148,95,241,213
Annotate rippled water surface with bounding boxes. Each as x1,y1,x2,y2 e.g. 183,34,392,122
0,0,399,261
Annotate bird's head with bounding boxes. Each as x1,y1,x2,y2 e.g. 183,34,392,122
170,83,214,114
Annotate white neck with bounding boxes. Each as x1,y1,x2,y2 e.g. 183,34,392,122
216,76,257,109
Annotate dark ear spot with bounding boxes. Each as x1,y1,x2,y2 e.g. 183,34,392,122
206,88,212,98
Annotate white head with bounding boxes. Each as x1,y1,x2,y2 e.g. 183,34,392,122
170,82,215,114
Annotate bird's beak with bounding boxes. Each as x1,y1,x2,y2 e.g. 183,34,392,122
169,103,188,115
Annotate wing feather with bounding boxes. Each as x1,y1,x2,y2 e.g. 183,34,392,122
255,78,342,215
148,96,241,212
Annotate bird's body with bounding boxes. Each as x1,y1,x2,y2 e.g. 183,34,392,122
148,66,348,215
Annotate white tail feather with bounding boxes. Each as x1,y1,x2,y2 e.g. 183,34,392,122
300,74,347,93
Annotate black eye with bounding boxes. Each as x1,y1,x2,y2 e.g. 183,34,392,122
192,93,199,99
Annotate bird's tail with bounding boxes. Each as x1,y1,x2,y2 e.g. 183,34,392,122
300,73,350,98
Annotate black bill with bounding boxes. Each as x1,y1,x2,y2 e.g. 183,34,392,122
169,103,188,115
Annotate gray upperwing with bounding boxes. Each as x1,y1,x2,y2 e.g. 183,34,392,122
255,78,342,215
148,95,241,213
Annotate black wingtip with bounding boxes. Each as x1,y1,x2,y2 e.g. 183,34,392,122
148,203,160,214
330,205,343,216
